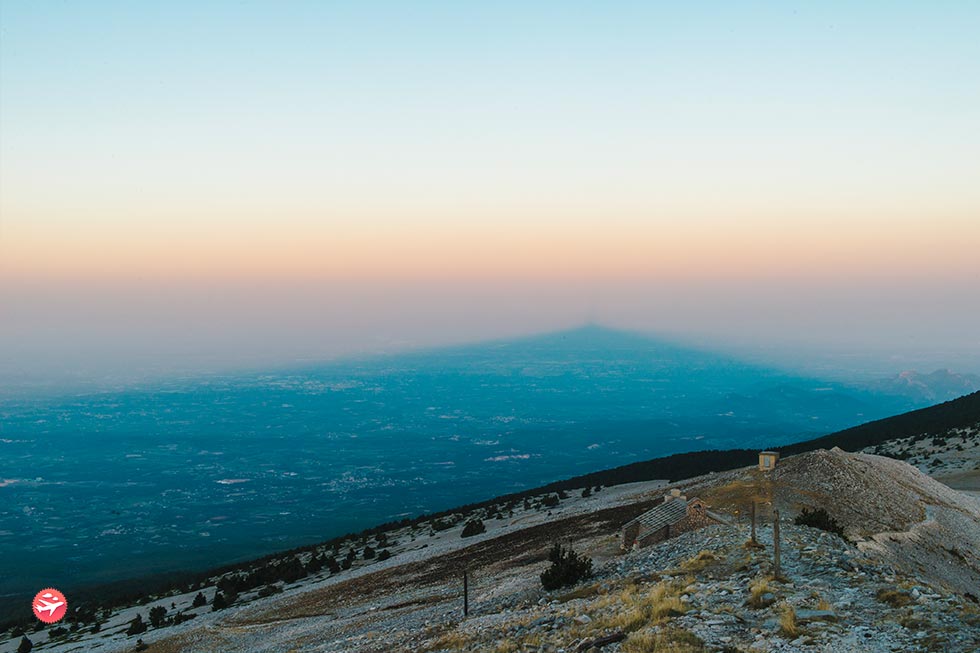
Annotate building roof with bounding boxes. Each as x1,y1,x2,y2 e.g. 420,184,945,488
623,498,690,534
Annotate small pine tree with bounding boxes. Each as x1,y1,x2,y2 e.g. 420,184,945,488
540,543,593,591
192,592,207,608
149,605,167,628
211,592,227,611
363,546,376,559
307,553,323,573
126,614,147,636
377,549,391,561
581,487,592,498
17,636,32,653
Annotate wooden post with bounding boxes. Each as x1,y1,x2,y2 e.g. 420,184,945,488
773,508,781,578
463,568,469,617
750,502,757,545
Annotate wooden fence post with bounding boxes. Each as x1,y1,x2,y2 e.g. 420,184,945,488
773,508,781,578
463,568,469,617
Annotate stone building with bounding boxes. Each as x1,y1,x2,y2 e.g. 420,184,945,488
621,489,724,550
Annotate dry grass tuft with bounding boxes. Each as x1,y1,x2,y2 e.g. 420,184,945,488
680,550,719,572
557,582,603,602
898,613,928,630
745,577,776,609
876,588,914,608
778,603,800,638
492,640,519,653
424,629,473,652
622,626,707,653
595,581,687,633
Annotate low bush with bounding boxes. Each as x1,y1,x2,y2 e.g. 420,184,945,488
461,519,486,538
794,507,844,537
257,585,282,598
148,605,167,628
125,614,147,636
540,543,593,590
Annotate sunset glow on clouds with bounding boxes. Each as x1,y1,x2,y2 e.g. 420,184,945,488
1,2,979,377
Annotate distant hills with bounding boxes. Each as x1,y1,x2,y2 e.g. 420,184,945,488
870,369,980,404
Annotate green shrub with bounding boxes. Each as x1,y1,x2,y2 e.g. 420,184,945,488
172,611,196,625
149,605,167,628
461,519,486,538
794,507,844,537
126,614,147,636
257,584,282,598
211,591,235,611
540,542,593,591
431,518,454,532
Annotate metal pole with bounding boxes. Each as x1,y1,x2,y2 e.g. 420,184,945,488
773,508,781,578
463,568,469,617
750,502,757,544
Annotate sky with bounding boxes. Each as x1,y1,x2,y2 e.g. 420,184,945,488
1,2,979,384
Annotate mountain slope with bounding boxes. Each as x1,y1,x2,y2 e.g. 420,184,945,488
0,326,921,600
10,448,977,652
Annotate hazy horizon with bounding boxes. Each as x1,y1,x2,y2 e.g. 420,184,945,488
2,3,979,387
